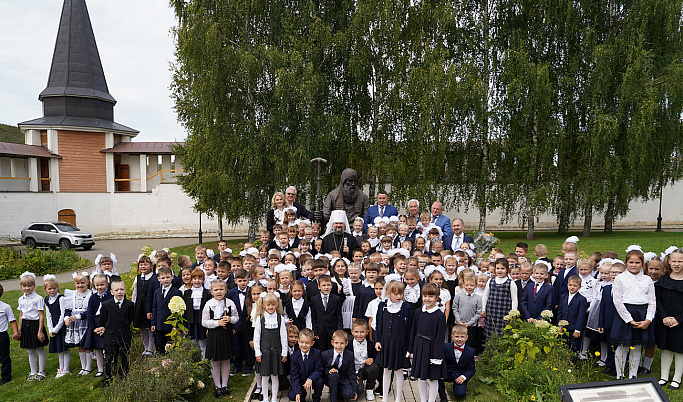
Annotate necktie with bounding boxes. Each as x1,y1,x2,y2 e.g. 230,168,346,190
163,288,167,299
431,216,436,223
333,353,341,369
117,301,122,309
534,284,538,297
323,295,328,310
454,345,463,352
379,206,384,217
303,353,308,368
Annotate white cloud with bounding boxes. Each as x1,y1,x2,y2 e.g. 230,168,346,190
0,0,185,142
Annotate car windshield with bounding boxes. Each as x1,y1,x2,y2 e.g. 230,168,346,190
55,223,80,232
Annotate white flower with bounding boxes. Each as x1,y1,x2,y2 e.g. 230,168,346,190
535,320,550,329
558,320,569,327
168,296,186,314
509,309,521,318
165,344,173,352
512,333,519,339
541,310,553,320
197,380,205,389
188,377,195,384
503,315,512,321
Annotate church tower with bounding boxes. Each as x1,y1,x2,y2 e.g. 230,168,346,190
19,0,137,193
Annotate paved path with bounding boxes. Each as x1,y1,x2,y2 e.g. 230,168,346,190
244,374,448,402
1,237,200,291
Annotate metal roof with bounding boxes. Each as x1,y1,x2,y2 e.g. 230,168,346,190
39,0,114,103
99,142,184,154
20,0,137,135
0,142,62,159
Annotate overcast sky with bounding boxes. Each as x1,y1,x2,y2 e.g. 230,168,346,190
0,0,185,142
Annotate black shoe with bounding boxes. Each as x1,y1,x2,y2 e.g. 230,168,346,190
602,367,617,377
223,387,231,395
251,391,262,400
243,369,254,377
670,381,680,391
215,387,223,398
374,387,381,395
230,368,239,375
638,366,651,375
0,380,9,386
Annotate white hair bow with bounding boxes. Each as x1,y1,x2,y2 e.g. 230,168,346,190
20,271,36,279
643,252,657,263
72,271,89,278
565,236,579,244
625,245,642,253
43,274,57,281
206,249,215,258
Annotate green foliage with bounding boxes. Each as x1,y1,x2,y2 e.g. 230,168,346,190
103,342,210,402
0,247,91,280
479,312,601,401
0,123,23,143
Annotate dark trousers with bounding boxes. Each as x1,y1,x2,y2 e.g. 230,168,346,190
0,331,11,383
155,330,170,353
325,372,356,402
279,355,292,390
564,333,582,353
232,331,247,371
316,334,332,351
288,377,324,402
357,363,381,391
466,326,481,355
103,343,130,386
452,378,469,399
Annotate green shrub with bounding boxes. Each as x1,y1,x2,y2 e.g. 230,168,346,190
479,310,601,401
0,247,92,280
103,342,210,402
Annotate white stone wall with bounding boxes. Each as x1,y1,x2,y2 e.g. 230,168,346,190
1,180,681,241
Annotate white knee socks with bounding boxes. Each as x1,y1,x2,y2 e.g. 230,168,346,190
95,349,104,373
79,351,88,370
615,345,642,379
674,353,683,384
254,373,262,392
261,374,279,401
615,346,628,379
221,361,230,387
629,346,642,378
383,369,392,402
428,379,438,402
199,339,207,360
662,350,674,382
418,379,428,402
140,328,154,354
581,336,591,354
61,351,71,372
36,347,46,375
27,349,37,374
211,361,222,388
600,342,608,364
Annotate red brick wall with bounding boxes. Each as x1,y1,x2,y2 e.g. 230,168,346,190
58,131,107,192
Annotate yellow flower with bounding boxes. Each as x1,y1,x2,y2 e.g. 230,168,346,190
531,396,536,401
553,367,558,371
595,351,600,357
630,346,636,350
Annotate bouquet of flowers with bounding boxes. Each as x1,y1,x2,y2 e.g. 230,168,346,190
473,232,499,255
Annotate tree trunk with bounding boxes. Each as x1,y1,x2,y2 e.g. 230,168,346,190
218,213,223,241
604,197,614,234
582,205,592,237
526,213,535,241
478,204,487,233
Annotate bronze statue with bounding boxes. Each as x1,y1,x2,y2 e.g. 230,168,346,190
323,168,369,225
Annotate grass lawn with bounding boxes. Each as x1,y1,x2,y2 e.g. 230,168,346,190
1,231,682,401
493,230,683,257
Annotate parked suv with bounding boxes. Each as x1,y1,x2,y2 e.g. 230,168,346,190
21,222,95,250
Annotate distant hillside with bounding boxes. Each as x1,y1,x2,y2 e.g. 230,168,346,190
0,124,23,143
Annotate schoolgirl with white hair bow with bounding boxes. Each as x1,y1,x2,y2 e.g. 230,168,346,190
64,271,94,376
42,274,70,378
91,253,120,287
17,272,49,380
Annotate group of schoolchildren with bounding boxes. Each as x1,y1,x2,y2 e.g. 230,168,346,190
2,212,683,402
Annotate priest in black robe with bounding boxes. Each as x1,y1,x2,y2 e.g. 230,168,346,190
321,210,358,259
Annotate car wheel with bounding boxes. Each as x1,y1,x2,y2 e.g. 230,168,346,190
59,239,71,250
25,238,37,249
82,245,93,251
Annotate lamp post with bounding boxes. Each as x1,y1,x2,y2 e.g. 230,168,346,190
310,157,328,224
656,181,663,232
197,190,203,243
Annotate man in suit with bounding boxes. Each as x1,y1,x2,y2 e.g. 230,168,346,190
347,320,380,400
310,275,343,350
443,218,474,251
289,329,324,402
98,279,135,387
286,186,314,221
151,267,183,354
443,325,476,399
323,330,358,402
429,201,452,239
363,191,398,231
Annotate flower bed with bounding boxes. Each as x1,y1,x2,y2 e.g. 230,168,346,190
0,246,91,280
478,309,601,401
